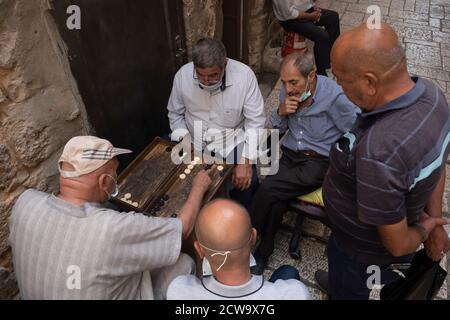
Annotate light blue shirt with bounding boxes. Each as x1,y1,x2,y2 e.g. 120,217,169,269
271,75,359,157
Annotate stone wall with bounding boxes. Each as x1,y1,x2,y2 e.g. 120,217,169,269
182,0,281,73
182,0,224,56
248,0,282,73
0,0,88,298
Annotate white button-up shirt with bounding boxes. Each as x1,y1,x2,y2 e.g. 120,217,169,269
167,59,266,161
272,0,313,21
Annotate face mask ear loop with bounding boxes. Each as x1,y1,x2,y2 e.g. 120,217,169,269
104,174,119,199
211,251,232,272
198,233,252,272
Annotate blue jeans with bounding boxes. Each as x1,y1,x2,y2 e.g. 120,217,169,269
269,265,300,283
327,234,409,300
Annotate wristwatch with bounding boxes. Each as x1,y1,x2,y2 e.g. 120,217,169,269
413,222,429,243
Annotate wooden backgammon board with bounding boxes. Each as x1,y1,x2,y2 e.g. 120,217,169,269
111,137,234,217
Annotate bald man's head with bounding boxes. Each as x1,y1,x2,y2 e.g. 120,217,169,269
331,23,410,112
195,199,256,272
196,199,253,250
333,23,405,77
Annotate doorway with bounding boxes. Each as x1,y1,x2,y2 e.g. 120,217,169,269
50,0,187,168
222,0,249,63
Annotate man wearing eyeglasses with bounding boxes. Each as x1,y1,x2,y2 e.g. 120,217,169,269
167,38,266,210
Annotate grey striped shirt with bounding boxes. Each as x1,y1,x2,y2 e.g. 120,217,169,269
9,189,182,300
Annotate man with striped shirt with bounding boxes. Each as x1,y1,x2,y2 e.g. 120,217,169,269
317,23,450,300
9,136,212,300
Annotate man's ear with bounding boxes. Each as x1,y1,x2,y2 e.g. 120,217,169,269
251,228,258,247
194,241,205,259
364,73,378,96
98,173,108,193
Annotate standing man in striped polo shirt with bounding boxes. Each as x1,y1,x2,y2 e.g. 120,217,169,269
317,23,450,300
9,136,212,300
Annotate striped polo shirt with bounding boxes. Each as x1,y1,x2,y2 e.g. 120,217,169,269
323,77,450,266
9,189,182,300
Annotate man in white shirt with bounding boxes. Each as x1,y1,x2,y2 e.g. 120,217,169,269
272,0,340,77
167,38,266,210
167,199,311,300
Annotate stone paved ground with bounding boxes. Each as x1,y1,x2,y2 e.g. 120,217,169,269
259,0,450,300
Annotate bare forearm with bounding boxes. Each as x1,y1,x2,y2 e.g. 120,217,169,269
379,219,427,257
178,187,206,239
400,226,426,256
426,168,446,218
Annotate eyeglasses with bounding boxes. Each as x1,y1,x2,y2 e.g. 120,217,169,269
193,68,224,84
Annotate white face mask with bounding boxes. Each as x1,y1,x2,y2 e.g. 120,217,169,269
195,69,225,94
199,78,223,93
104,174,119,200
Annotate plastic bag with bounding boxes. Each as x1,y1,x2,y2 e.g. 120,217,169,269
381,249,447,300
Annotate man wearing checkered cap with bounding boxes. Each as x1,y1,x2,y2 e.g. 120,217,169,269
9,136,212,300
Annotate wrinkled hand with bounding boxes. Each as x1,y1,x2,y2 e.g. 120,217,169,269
192,170,212,194
232,164,253,191
425,225,450,262
278,96,300,117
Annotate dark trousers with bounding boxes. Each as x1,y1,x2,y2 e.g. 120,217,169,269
225,143,260,211
250,147,329,258
269,265,301,283
327,234,409,300
229,165,260,212
279,8,340,75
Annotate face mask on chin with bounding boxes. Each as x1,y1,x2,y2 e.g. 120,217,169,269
288,72,314,104
199,79,223,93
196,68,226,94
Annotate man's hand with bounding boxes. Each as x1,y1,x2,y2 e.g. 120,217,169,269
425,225,450,262
192,170,212,194
420,213,448,235
308,10,322,22
278,96,301,117
232,164,253,191
378,215,447,258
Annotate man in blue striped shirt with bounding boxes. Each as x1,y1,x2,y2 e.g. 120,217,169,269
250,51,358,275
319,23,450,300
